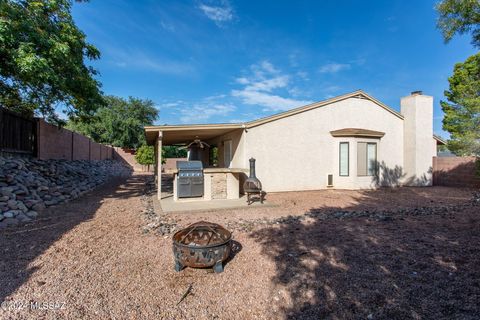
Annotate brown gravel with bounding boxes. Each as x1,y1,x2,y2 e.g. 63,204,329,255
1,173,479,319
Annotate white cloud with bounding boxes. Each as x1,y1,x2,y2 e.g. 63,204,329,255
159,96,236,124
199,2,233,25
319,62,351,74
243,75,289,92
108,48,193,75
158,101,184,108
232,60,312,111
180,103,235,123
323,85,341,92
232,90,311,112
296,71,309,81
160,20,175,32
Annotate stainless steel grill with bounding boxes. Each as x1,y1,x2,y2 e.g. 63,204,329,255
176,161,204,198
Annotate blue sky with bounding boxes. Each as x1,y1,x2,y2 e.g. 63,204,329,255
72,0,476,137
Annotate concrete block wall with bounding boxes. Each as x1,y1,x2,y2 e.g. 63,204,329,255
37,120,73,160
37,119,114,161
72,132,90,160
113,147,155,172
433,156,480,188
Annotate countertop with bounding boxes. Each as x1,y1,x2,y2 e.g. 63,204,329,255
164,167,248,174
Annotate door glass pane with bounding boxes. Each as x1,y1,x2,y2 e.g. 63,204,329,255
367,143,377,175
339,142,349,176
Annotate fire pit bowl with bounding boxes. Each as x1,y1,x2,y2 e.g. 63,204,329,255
172,221,232,273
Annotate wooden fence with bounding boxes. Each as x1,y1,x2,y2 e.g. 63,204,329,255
0,107,37,156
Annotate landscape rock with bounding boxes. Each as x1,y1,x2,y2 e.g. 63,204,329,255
0,156,132,227
2,217,19,226
7,199,17,209
32,203,46,212
3,211,15,218
25,211,38,218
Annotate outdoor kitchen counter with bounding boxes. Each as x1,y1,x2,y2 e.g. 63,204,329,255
171,168,247,201
165,168,247,174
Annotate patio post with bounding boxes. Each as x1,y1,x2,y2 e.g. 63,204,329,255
157,131,163,200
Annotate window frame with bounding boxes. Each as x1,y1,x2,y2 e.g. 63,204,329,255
339,142,349,177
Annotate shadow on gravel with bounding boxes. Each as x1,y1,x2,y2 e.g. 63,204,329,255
252,188,480,319
0,174,148,303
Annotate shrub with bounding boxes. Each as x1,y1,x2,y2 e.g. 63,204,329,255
135,145,155,170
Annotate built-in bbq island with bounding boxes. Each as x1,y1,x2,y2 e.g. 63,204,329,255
165,166,247,202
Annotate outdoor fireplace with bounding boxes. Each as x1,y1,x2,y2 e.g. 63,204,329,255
172,221,232,273
243,158,263,205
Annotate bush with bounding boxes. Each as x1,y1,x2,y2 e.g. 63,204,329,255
135,145,155,169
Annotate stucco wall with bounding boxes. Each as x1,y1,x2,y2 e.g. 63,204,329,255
401,94,435,186
207,129,246,168
244,97,405,192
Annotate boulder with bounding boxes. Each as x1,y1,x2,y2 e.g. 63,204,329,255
7,199,18,210
32,202,46,212
25,211,38,218
3,211,15,218
16,213,31,222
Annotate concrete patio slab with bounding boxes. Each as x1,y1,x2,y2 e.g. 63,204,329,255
157,194,276,213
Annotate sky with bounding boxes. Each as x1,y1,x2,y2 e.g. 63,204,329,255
72,0,477,137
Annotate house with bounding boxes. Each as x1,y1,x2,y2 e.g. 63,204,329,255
145,90,445,201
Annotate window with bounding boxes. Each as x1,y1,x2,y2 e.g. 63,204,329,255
224,140,232,168
357,142,377,176
339,142,349,176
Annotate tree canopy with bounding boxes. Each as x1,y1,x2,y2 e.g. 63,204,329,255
0,0,103,122
441,53,480,156
67,95,158,149
436,0,480,48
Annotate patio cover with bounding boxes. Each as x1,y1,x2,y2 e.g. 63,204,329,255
144,123,244,146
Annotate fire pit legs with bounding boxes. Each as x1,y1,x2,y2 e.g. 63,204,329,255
174,260,184,272
213,261,224,273
246,191,264,205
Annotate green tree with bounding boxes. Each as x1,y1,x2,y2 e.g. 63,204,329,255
436,0,480,48
162,145,187,158
135,145,155,170
67,95,158,148
0,0,104,122
441,53,480,156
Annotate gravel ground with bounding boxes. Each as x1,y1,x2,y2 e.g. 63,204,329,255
1,173,479,319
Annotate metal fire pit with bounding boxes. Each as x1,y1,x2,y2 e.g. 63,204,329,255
172,221,232,273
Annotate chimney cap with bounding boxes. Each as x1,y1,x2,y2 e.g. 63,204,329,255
411,90,423,96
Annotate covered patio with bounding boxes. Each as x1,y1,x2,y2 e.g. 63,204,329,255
145,123,251,207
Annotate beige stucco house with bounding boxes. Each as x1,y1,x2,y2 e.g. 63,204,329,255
145,90,445,201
